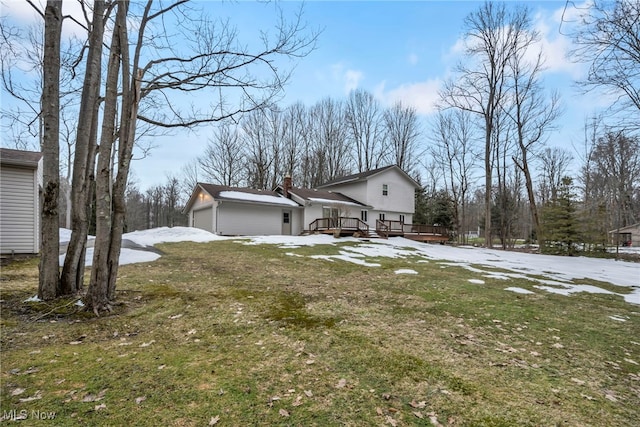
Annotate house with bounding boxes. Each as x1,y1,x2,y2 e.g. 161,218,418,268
0,148,43,254
274,177,371,236
184,165,445,241
609,223,640,247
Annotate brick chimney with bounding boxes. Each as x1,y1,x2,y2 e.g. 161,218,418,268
283,175,292,198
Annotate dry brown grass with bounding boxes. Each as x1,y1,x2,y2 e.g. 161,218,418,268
1,239,639,426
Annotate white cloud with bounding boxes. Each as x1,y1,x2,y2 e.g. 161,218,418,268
344,69,363,93
531,9,585,79
374,78,442,116
330,63,364,94
2,0,89,39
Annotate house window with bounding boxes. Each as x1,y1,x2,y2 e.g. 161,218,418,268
360,210,368,222
399,214,405,224
382,184,388,196
379,213,385,221
323,207,339,219
283,211,290,224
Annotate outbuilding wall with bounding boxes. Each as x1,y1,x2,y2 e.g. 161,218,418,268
0,164,40,254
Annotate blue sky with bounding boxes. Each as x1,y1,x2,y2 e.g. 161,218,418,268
1,1,600,190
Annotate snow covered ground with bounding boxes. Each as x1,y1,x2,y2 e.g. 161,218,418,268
59,227,640,305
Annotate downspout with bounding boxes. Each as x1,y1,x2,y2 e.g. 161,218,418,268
215,201,220,235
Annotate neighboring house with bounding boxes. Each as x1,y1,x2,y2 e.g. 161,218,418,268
609,223,640,247
184,165,427,239
0,148,43,254
183,183,302,236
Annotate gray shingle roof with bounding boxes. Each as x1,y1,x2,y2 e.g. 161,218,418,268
287,187,367,206
0,148,42,168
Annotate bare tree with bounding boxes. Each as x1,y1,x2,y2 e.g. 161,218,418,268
588,132,640,227
38,0,63,300
431,109,478,243
507,45,562,249
242,109,277,189
82,1,316,313
281,102,307,184
383,101,421,174
60,0,109,296
200,123,246,186
345,89,385,173
179,159,200,195
568,0,640,126
538,147,574,206
440,1,531,247
308,97,351,185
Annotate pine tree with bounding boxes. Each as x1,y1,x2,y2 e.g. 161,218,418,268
541,177,580,255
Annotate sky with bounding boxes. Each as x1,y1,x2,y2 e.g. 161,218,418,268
1,1,602,191
55,226,640,305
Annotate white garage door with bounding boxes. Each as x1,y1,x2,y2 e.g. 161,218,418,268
193,207,213,232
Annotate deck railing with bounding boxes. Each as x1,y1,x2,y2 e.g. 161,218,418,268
309,217,448,240
309,217,369,234
375,220,390,239
404,224,448,236
376,220,404,234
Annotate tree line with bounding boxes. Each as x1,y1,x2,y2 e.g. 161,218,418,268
179,91,421,192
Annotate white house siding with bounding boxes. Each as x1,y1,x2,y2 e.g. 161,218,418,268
302,204,324,230
366,169,415,215
326,181,367,205
217,202,301,236
0,165,39,254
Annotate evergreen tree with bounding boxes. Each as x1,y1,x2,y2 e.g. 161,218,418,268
541,177,580,255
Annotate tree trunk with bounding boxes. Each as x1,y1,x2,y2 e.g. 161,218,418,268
107,65,141,300
87,1,123,313
38,0,63,300
484,116,493,248
60,1,106,295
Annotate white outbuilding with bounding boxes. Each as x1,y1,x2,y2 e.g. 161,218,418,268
0,148,43,254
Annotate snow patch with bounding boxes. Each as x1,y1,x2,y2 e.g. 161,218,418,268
59,248,161,267
23,295,42,303
609,315,627,322
395,269,418,275
310,254,380,267
468,279,485,284
308,197,363,207
123,226,224,246
505,287,535,295
219,191,299,206
533,284,615,297
285,252,303,257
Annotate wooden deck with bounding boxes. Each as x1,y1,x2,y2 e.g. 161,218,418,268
308,218,449,242
308,217,370,237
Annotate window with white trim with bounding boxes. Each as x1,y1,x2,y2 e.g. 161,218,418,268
382,184,388,196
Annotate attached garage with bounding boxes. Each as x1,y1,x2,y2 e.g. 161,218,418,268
0,148,42,254
183,183,303,236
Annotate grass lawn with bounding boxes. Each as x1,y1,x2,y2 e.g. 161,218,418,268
1,239,639,426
